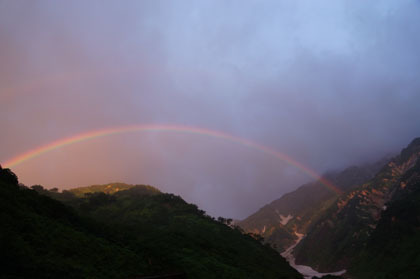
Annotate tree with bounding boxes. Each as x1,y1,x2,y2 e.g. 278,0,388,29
31,185,45,192
0,165,19,185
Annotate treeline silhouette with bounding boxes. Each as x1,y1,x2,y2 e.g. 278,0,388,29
0,166,301,279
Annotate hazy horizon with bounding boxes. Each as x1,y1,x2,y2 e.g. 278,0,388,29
1,0,420,219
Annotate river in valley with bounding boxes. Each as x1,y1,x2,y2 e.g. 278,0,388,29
281,233,346,279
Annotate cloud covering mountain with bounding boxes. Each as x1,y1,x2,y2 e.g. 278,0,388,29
1,0,419,218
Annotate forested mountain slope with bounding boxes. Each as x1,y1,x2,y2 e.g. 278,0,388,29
0,166,301,279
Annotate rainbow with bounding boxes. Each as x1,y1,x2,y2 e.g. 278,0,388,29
2,124,341,194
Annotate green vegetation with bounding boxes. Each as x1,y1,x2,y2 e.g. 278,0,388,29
0,171,146,279
0,167,301,279
68,182,160,197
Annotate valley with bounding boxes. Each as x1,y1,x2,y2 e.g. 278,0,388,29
281,232,346,279
1,138,419,278
239,137,420,278
1,2,419,278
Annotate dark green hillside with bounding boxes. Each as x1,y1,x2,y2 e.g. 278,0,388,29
0,166,301,279
68,182,160,197
60,186,301,279
0,168,148,279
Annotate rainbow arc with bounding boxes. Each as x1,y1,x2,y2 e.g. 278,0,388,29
2,124,341,194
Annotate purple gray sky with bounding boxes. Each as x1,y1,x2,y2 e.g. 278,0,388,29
1,0,420,219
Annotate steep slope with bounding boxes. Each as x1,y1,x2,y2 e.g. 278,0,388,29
238,160,386,251
0,166,302,279
68,189,301,279
293,138,420,273
349,153,420,278
0,167,149,279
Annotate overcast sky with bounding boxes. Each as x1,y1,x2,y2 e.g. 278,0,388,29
1,0,420,219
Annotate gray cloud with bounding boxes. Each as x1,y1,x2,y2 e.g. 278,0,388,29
1,0,419,218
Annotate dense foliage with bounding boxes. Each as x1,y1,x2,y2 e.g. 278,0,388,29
0,171,146,279
0,167,301,279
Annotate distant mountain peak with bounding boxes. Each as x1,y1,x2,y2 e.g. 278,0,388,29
237,156,388,254
68,182,160,197
291,136,420,274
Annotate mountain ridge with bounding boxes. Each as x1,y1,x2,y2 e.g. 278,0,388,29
0,165,302,279
238,138,420,278
293,137,420,273
238,157,388,252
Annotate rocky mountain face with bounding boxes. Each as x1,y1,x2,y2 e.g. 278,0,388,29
349,154,420,278
238,159,387,252
293,138,420,274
